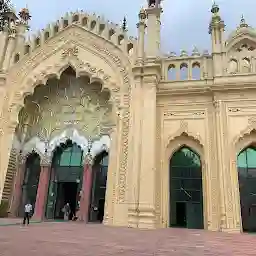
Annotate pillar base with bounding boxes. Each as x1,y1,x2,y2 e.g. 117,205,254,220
137,206,156,229
221,227,241,233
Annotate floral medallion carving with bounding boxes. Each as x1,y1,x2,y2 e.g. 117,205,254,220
61,45,79,59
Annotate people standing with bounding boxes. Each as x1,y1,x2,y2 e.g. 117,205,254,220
23,202,32,225
62,203,71,221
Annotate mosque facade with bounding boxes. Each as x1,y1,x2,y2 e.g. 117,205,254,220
0,0,256,232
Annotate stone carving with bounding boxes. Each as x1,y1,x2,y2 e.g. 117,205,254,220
6,28,131,205
228,108,241,113
40,155,51,166
61,45,79,59
23,76,113,143
248,116,256,126
84,153,94,166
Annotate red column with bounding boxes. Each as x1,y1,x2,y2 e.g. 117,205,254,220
79,155,93,222
9,155,26,217
33,160,51,220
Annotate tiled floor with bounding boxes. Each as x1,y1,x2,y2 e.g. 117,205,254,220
0,222,256,255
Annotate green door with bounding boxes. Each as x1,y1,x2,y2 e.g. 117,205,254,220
45,140,84,219
186,202,203,229
169,147,204,229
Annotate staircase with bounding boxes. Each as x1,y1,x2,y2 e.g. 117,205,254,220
2,149,17,203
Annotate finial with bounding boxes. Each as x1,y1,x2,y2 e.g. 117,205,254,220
148,0,161,8
18,4,31,24
122,16,127,32
211,1,219,14
139,7,146,21
240,15,248,28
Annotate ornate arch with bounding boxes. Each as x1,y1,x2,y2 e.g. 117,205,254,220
165,132,204,163
90,135,110,158
233,118,256,154
48,128,89,153
21,128,111,161
3,27,133,204
165,120,204,149
161,131,206,228
8,53,120,126
22,136,46,159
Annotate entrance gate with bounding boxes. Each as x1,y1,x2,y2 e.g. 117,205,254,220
45,140,83,219
19,152,41,216
89,151,109,223
169,147,204,229
237,146,256,232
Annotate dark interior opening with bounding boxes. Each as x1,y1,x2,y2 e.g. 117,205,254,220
54,182,78,220
176,202,186,227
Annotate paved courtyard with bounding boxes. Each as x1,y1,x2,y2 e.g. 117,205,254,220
0,222,256,255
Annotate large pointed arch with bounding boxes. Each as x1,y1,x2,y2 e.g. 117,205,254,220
1,21,133,207
161,132,207,229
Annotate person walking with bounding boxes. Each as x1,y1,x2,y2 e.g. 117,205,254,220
23,202,32,225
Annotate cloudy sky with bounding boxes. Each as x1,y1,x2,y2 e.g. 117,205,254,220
12,0,256,54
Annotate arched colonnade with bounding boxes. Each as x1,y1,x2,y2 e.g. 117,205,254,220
165,130,256,232
9,129,111,223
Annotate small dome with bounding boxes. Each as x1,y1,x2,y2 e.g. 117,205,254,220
139,8,146,20
211,3,219,14
20,7,29,14
226,17,256,46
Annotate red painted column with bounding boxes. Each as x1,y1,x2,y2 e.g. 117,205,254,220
9,154,26,217
33,158,51,220
78,154,93,222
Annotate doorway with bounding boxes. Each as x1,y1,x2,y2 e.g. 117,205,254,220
19,152,41,217
54,182,78,219
89,151,109,223
237,146,256,232
45,140,83,220
169,146,204,229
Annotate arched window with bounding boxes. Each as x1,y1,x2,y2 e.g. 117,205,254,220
169,146,203,229
237,147,256,170
180,63,188,80
59,142,83,167
192,62,201,80
167,64,176,80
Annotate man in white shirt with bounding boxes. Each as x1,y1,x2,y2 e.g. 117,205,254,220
23,202,33,225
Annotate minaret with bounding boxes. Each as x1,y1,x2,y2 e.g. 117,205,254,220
145,0,162,59
209,2,225,76
1,6,18,71
136,8,146,64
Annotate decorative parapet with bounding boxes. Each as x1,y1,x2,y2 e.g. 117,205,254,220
161,47,213,81
11,10,137,67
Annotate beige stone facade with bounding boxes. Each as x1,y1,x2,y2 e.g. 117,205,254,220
0,1,256,232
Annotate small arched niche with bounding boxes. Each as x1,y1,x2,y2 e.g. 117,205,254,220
192,62,201,80
14,53,20,63
241,57,251,73
90,20,97,30
228,59,238,74
167,64,176,81
180,63,188,80
108,29,115,40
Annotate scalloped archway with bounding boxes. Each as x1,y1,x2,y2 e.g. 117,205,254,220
1,26,133,207
9,55,120,126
